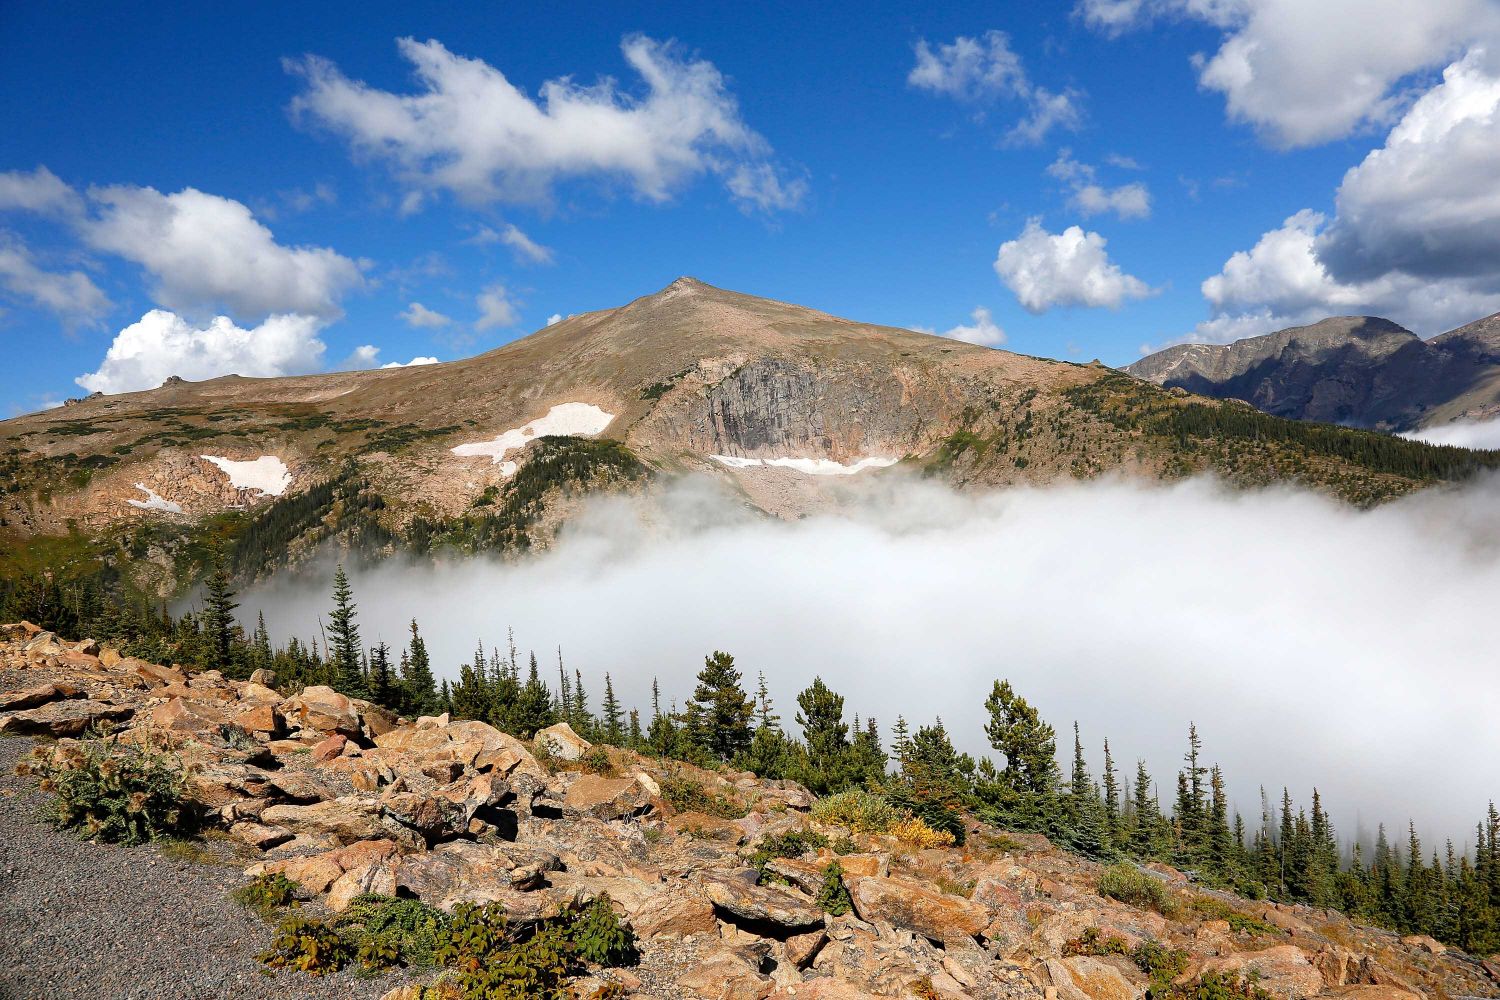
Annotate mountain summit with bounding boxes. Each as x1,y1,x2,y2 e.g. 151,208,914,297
2,279,1495,593
1127,313,1500,430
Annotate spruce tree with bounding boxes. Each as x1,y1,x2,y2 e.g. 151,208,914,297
1064,724,1110,859
401,619,439,716
327,565,364,697
690,651,754,761
980,680,1060,832
794,677,851,794
1101,738,1121,846
202,548,239,674
600,673,626,745
368,641,395,710
511,652,554,737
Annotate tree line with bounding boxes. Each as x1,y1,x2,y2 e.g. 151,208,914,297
6,559,1499,957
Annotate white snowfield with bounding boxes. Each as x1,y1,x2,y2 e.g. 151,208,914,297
126,483,183,514
200,455,293,497
709,455,898,475
451,403,615,471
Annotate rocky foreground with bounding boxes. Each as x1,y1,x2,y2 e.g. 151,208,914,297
2,624,1497,1000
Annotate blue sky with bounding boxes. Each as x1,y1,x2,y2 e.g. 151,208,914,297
4,0,1499,415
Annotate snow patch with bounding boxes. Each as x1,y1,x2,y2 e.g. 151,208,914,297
451,403,615,469
200,455,293,497
710,455,898,476
126,484,183,514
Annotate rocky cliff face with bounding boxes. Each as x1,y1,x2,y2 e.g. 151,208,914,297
1126,313,1500,431
4,622,1498,1000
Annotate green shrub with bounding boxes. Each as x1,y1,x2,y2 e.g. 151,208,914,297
1155,971,1271,1000
233,872,300,918
30,737,196,845
747,829,830,877
661,772,747,819
816,862,852,916
1189,896,1278,937
566,895,637,967
1097,863,1174,915
1063,927,1130,957
337,893,448,969
1131,938,1191,988
257,914,353,976
460,924,574,1000
810,789,900,833
579,746,615,776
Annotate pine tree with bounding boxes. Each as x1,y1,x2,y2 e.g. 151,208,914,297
327,565,364,697
512,652,555,737
794,676,852,795
401,619,439,716
647,678,677,756
980,680,1060,832
690,651,754,762
202,548,238,673
1129,759,1164,857
1102,738,1121,846
600,673,626,745
1065,724,1110,859
571,667,593,737
368,641,395,710
754,672,779,731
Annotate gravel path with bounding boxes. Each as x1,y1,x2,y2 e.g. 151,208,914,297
0,734,414,1000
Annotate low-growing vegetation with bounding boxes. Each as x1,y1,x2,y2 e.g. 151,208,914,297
1097,863,1175,916
24,736,196,845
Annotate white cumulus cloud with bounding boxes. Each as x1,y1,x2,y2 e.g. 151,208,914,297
475,283,519,331
288,35,803,212
1076,0,1499,148
84,185,364,320
382,355,440,369
995,219,1153,313
76,310,327,394
907,30,1084,144
400,301,452,328
916,306,1007,347
1047,150,1151,220
0,166,84,218
0,233,111,325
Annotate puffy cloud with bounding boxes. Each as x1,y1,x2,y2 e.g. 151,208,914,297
908,31,1027,100
288,35,803,212
1076,0,1499,147
1047,150,1151,220
84,185,364,320
1177,54,1500,348
916,306,1007,347
1317,50,1500,283
76,310,327,394
399,301,452,328
0,233,111,325
995,219,1154,313
0,166,83,217
546,313,564,326
382,355,439,368
474,283,519,330
343,344,381,369
907,31,1084,144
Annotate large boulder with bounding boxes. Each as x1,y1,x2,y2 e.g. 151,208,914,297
0,681,81,711
535,721,591,761
702,872,824,930
1198,945,1326,1000
678,947,774,1000
563,774,655,820
0,699,132,737
380,789,469,843
260,796,387,844
281,686,360,736
847,875,988,943
1049,956,1145,1000
631,885,719,939
152,696,229,733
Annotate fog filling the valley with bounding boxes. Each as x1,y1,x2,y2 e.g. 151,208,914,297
243,473,1500,849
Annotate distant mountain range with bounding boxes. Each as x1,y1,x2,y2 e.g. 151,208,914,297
1127,313,1500,432
4,278,1497,597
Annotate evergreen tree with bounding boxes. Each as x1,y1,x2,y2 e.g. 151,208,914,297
647,678,677,756
600,673,626,745
754,672,779,730
1129,759,1165,857
570,665,593,736
979,679,1060,832
690,651,754,762
1065,723,1110,859
400,619,439,716
1102,738,1121,846
327,565,364,697
202,548,239,673
367,642,395,709
510,652,554,737
794,676,852,794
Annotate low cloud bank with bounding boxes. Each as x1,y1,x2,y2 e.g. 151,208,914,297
1400,417,1500,451
245,474,1500,846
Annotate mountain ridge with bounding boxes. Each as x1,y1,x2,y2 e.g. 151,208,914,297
1127,312,1500,430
